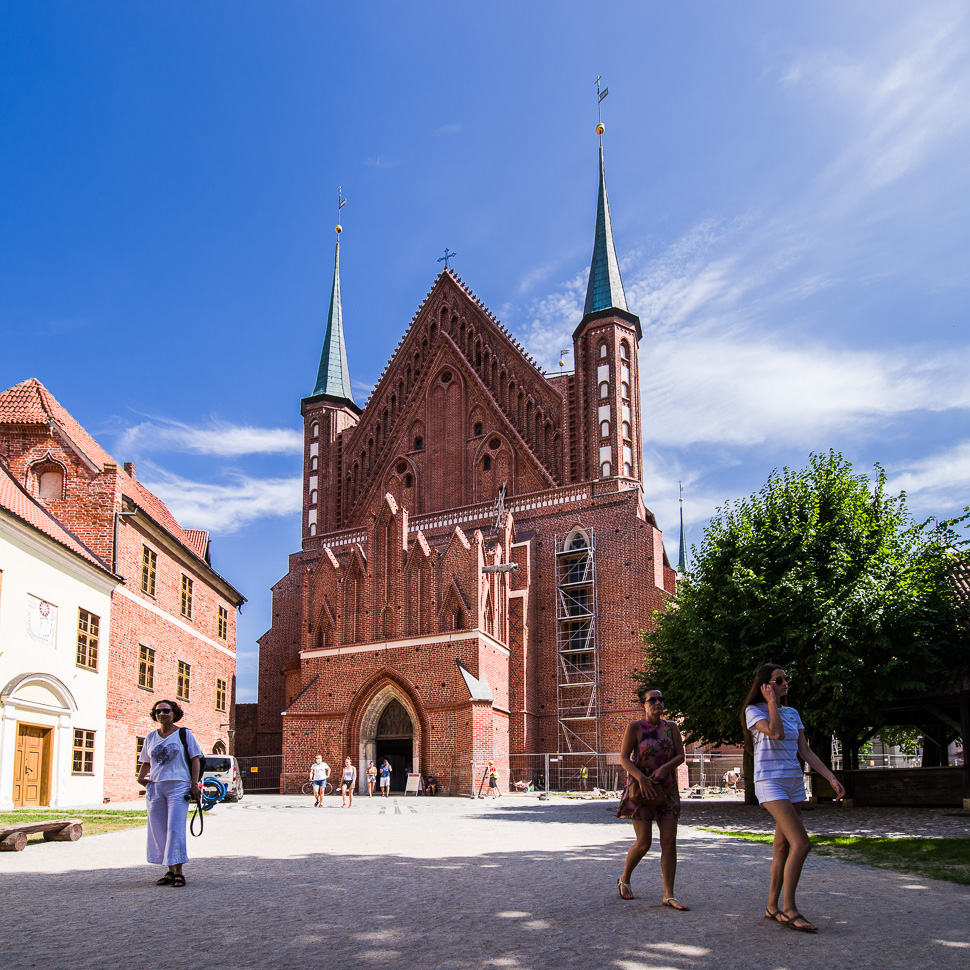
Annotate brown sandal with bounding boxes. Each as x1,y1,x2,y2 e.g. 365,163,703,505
777,912,817,933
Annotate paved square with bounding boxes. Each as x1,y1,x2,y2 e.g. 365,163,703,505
2,795,968,969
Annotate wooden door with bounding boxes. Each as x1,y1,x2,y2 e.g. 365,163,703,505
13,723,52,807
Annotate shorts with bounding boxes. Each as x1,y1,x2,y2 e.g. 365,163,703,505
755,775,806,805
312,779,327,789
488,776,497,788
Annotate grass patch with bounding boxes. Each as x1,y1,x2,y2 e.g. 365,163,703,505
0,809,147,844
701,828,970,886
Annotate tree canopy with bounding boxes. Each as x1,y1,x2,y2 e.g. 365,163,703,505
639,451,968,753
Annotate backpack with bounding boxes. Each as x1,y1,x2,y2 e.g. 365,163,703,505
179,728,207,776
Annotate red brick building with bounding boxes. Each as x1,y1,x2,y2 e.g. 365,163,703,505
0,380,245,800
256,139,677,793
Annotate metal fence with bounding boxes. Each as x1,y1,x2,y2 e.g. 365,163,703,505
236,754,283,793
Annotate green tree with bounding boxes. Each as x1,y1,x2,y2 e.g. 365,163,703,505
639,451,967,764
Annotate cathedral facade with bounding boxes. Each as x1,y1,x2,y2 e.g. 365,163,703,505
256,140,676,793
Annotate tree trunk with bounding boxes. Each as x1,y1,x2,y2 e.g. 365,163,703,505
743,749,757,804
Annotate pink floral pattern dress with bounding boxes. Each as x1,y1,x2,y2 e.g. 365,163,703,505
616,719,681,821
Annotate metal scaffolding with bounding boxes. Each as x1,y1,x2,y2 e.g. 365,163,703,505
554,528,602,784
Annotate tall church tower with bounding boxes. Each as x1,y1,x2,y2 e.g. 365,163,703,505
571,125,643,491
301,224,361,541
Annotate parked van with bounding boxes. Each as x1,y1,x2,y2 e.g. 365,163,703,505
203,755,244,802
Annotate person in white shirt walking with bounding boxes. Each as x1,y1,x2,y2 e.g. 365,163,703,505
309,755,331,806
743,663,845,934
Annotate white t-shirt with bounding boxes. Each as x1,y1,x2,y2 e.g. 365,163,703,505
745,704,805,782
140,729,202,784
310,761,330,781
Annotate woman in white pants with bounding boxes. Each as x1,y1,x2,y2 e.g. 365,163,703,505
137,699,201,887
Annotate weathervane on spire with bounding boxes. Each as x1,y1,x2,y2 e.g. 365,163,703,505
335,186,347,235
595,76,609,139
438,247,457,270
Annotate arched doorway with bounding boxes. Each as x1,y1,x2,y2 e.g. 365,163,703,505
359,686,419,793
375,700,413,792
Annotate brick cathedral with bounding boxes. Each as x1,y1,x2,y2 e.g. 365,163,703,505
255,135,677,793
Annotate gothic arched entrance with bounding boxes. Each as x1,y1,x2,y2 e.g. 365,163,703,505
358,686,420,793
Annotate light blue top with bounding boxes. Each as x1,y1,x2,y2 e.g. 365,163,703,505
745,704,805,782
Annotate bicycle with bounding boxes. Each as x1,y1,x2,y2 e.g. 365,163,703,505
301,780,334,796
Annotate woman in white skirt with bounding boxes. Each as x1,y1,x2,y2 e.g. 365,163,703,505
137,699,201,887
743,664,844,932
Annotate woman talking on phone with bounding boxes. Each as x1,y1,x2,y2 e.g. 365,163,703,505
743,663,845,933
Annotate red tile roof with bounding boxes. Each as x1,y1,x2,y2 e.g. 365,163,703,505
0,378,116,470
0,461,114,575
0,378,212,566
183,529,210,560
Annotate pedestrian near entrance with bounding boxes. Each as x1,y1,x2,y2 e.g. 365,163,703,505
366,761,377,797
379,759,392,796
487,761,500,797
616,687,688,908
743,663,845,933
340,758,357,806
137,699,201,888
309,755,330,806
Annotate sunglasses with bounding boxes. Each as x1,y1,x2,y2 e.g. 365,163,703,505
154,708,173,714
644,697,664,705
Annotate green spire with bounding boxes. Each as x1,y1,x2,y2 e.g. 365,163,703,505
583,143,628,317
677,483,687,573
311,239,355,403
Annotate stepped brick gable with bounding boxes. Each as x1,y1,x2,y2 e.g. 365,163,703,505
257,138,678,793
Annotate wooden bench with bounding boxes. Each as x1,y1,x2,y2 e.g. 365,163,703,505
0,819,83,852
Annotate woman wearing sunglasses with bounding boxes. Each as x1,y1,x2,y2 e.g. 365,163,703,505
615,687,688,908
137,699,202,887
743,664,845,933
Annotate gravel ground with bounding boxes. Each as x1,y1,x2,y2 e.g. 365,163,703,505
2,794,968,970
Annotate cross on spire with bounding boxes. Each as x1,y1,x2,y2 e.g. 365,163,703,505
438,247,457,269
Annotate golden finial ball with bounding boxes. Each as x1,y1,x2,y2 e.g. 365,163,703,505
335,224,342,234
596,122,605,136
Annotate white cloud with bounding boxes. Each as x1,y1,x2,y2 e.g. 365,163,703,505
118,418,303,457
364,155,400,170
784,5,970,210
886,441,970,516
141,469,302,534
644,333,970,449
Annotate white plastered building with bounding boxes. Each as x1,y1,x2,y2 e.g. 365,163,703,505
0,463,119,809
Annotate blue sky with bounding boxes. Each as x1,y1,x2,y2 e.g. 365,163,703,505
3,4,969,703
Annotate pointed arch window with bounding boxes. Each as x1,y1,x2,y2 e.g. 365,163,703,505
599,382,609,399
600,421,610,439
601,462,611,477
620,340,630,361
599,342,608,358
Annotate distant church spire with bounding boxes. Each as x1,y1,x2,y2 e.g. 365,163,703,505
583,83,628,318
677,482,687,574
311,192,355,403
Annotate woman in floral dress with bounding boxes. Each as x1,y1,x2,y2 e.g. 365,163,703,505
616,687,688,908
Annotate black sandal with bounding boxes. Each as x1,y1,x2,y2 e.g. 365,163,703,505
171,874,186,888
156,872,175,886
